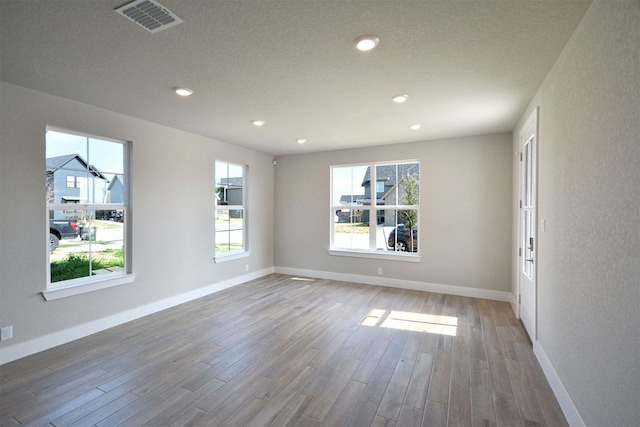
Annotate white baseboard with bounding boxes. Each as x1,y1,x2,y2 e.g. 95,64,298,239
274,267,583,426
274,266,511,302
509,292,519,316
0,267,274,365
2,266,584,427
533,341,585,427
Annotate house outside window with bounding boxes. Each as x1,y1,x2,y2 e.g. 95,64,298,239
46,128,131,291
331,161,420,258
215,161,246,259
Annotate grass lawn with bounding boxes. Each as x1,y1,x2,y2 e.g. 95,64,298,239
334,222,370,234
50,248,124,282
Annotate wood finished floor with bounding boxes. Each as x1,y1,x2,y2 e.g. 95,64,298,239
0,274,568,427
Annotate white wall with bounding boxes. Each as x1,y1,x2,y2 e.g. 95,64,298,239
274,134,513,298
513,1,640,425
0,82,275,362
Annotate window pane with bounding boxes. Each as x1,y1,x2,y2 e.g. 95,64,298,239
49,209,125,283
46,131,125,206
47,129,129,288
88,137,124,176
215,161,244,206
46,130,88,158
375,164,394,204
376,221,391,251
375,163,419,207
215,160,246,256
333,210,370,250
331,162,419,254
378,209,418,252
334,207,364,223
397,163,420,206
332,165,367,206
215,209,244,253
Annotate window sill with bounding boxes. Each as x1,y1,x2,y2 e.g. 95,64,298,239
41,274,136,301
214,250,251,263
328,249,421,262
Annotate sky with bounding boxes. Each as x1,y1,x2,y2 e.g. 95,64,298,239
332,165,367,205
46,129,124,176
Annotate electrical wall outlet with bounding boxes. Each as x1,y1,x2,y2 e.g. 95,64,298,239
377,267,383,275
245,264,249,272
1,326,13,341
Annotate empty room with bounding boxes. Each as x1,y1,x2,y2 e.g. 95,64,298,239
0,1,638,426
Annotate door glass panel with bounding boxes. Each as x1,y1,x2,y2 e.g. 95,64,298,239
523,210,533,278
522,134,535,279
524,137,534,207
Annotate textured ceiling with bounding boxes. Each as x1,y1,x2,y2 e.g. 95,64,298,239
0,0,592,156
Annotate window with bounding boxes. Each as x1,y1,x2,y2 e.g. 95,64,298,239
66,175,77,188
215,161,246,259
331,161,420,258
45,128,131,294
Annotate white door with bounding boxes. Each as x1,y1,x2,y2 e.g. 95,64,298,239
519,109,537,340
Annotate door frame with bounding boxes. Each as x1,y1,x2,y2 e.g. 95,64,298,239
517,107,539,341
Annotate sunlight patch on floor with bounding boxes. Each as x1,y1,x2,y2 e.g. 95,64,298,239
361,309,458,336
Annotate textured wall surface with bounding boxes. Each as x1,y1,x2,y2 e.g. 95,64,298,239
275,133,513,293
0,82,275,353
514,1,640,425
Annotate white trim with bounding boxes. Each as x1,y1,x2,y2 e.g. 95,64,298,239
328,249,421,262
516,106,539,340
274,266,511,302
0,268,274,365
534,341,586,427
509,292,518,315
330,160,420,254
214,250,251,263
42,273,136,301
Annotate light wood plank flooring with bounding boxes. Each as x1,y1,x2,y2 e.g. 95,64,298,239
0,274,568,426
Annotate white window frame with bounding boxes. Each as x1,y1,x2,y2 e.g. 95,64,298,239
66,175,77,188
329,160,421,262
214,160,249,262
43,127,134,301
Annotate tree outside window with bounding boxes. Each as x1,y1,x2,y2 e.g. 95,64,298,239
331,161,419,254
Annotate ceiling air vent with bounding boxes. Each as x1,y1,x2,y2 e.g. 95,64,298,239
115,0,183,33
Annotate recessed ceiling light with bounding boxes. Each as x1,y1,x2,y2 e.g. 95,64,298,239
410,124,422,130
296,139,307,144
252,120,266,127
392,94,409,103
174,87,193,96
354,35,380,52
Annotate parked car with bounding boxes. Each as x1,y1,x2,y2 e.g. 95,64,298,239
96,210,123,222
49,219,80,250
388,224,418,252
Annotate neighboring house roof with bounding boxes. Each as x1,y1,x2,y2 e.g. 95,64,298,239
361,163,419,186
107,174,124,190
46,154,109,181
